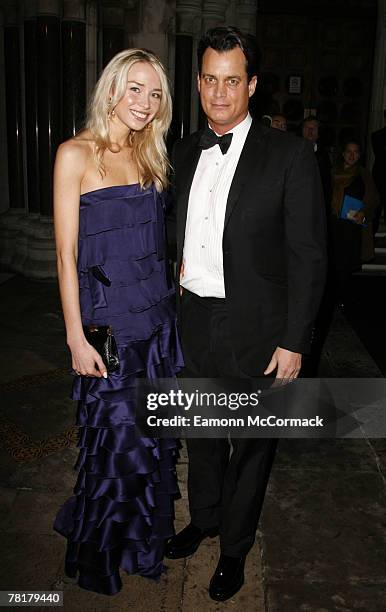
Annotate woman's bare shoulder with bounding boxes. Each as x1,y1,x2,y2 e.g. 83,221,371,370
56,130,95,167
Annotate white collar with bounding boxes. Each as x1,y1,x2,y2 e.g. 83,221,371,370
209,113,252,154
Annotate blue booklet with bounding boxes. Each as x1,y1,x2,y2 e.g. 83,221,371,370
340,194,365,225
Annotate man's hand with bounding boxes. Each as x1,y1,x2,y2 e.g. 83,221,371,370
264,346,302,380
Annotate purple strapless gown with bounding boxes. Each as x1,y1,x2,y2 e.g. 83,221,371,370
53,184,184,595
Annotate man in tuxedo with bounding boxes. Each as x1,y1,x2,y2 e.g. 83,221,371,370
165,27,326,601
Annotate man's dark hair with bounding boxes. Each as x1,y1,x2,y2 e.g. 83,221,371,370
197,26,260,82
302,115,320,126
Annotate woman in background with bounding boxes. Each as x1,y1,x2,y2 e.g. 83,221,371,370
330,139,379,305
53,49,183,595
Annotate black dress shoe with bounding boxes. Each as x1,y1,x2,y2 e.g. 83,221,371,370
164,523,218,559
209,554,245,601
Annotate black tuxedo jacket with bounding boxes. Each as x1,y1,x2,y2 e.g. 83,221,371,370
169,119,327,376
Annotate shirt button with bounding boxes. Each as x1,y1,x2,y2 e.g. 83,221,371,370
201,245,205,249
204,216,208,220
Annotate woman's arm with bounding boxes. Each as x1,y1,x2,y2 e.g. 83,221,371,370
54,141,107,378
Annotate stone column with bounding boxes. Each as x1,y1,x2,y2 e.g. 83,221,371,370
0,1,26,271
235,0,258,36
24,0,39,215
8,0,37,275
36,0,62,217
201,0,228,33
22,0,62,279
62,0,86,138
0,7,9,215
86,0,98,103
171,0,201,142
4,2,25,211
367,0,386,167
101,1,125,68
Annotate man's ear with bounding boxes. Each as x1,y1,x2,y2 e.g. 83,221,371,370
248,75,257,98
197,73,201,93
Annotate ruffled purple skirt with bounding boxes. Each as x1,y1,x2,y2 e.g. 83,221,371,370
54,321,183,595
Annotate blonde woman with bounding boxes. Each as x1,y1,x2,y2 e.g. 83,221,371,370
53,49,183,595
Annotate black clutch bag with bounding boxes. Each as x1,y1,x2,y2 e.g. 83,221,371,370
83,324,120,373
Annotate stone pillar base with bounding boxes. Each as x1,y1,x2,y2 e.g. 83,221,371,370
0,208,26,269
0,210,57,279
24,216,57,279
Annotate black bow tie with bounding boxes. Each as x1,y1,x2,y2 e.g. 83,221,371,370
198,126,233,155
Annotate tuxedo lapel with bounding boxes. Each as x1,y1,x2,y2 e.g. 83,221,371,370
177,134,202,253
224,120,265,228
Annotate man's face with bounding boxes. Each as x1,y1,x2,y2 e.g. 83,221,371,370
271,115,287,131
197,46,257,135
302,120,319,142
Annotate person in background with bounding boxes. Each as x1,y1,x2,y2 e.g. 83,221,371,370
302,115,332,211
299,116,333,374
302,115,319,149
371,109,386,234
271,113,287,131
330,140,379,306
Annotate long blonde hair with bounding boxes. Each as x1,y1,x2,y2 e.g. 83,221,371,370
86,49,172,192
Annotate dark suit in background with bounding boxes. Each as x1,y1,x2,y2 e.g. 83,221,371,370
372,125,386,233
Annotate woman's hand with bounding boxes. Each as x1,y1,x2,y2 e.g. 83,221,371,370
69,337,108,378
352,210,365,225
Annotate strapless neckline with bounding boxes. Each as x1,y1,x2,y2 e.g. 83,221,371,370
80,183,140,198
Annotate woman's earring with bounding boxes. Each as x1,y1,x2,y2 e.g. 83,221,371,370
107,98,115,120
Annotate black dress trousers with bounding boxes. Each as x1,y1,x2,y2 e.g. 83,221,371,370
180,289,278,557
